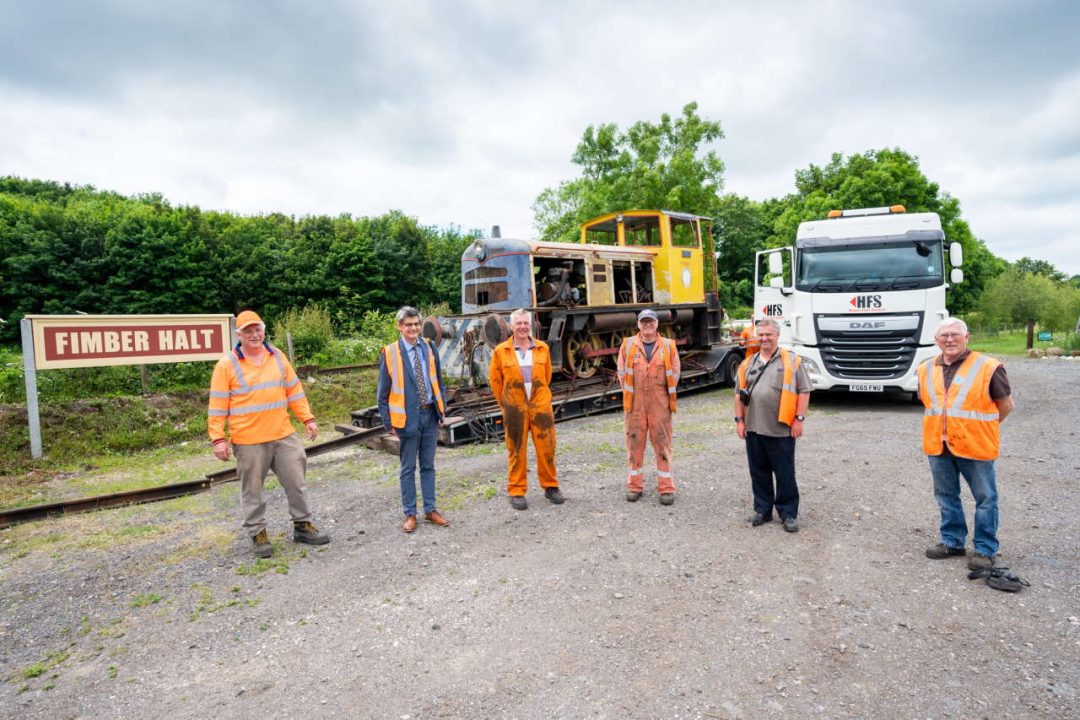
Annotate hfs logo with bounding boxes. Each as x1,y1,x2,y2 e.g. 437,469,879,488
762,304,783,317
849,294,883,309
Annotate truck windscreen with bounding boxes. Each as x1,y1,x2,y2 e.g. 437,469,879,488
796,240,944,292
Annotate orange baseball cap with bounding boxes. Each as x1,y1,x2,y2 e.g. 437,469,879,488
236,310,263,329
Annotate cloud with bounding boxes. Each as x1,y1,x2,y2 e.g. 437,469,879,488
2,0,1079,275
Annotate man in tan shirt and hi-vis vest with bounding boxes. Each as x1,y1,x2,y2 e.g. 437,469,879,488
208,310,329,558
617,308,680,505
734,317,811,533
918,317,1012,571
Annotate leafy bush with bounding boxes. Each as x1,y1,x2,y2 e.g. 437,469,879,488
272,305,335,364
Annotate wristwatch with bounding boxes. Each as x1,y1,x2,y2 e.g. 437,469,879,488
794,414,806,421
734,416,744,423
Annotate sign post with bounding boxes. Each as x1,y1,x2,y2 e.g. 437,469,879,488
20,318,43,459
20,314,232,458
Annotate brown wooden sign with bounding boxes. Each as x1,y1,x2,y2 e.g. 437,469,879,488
27,315,232,370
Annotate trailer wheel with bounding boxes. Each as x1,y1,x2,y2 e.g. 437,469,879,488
721,351,742,386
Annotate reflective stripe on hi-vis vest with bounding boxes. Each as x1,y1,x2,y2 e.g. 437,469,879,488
917,352,1001,461
383,339,445,429
737,349,802,426
618,336,678,413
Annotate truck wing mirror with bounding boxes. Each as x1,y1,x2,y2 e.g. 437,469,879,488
769,276,785,289
767,252,784,275
950,268,964,284
949,242,963,267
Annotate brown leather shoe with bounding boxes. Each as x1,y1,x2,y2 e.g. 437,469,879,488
424,510,449,527
401,514,417,533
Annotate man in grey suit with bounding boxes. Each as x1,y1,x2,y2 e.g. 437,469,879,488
377,306,450,533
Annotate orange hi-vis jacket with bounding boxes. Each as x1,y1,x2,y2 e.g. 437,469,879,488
737,349,802,426
208,344,313,445
917,351,1002,461
618,336,678,413
382,339,445,429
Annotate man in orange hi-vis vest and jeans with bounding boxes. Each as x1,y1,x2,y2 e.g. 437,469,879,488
489,308,565,511
918,317,1012,572
617,308,681,505
208,310,329,558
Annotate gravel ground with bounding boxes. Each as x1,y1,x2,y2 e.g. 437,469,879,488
1,358,1078,719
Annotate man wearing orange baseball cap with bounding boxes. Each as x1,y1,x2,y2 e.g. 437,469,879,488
208,310,330,558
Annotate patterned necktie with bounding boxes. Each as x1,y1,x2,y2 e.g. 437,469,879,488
413,345,430,405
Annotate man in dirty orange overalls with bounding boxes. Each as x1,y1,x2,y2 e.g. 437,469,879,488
489,308,565,511
617,308,681,505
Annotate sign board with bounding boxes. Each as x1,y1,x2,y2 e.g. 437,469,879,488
1037,331,1052,342
27,315,231,370
21,314,234,459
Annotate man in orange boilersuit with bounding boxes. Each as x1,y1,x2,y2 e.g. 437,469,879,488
488,308,565,510
617,308,681,505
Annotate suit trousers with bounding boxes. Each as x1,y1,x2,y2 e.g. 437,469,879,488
398,406,439,515
235,433,313,537
745,431,799,520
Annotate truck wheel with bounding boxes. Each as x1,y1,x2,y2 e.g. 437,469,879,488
722,352,742,386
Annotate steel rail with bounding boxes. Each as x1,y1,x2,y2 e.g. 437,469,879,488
0,425,389,528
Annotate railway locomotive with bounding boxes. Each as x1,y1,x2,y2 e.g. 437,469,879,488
422,209,738,387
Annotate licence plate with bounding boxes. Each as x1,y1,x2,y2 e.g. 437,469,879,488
849,384,884,392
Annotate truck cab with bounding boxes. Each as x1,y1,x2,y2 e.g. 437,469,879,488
754,206,964,394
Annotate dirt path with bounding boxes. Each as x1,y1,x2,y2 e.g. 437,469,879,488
2,359,1078,719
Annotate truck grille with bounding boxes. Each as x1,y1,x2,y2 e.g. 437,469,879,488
815,315,922,380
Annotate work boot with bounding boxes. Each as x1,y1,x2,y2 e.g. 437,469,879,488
293,521,330,545
659,493,675,506
545,487,565,505
625,491,642,502
509,495,528,511
252,529,273,558
782,517,799,533
967,552,996,571
925,543,966,560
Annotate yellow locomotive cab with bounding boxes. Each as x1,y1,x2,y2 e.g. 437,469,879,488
579,210,709,305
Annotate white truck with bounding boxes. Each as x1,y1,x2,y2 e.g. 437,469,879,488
754,205,964,394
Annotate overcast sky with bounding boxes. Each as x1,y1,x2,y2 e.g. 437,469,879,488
2,0,1078,275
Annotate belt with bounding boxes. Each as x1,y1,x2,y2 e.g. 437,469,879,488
419,403,435,410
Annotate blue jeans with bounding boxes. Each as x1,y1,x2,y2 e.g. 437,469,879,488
398,406,439,516
928,452,999,557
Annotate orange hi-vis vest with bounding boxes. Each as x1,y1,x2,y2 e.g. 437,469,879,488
917,351,1001,461
618,336,678,413
382,339,445,429
208,344,312,445
737,349,802,426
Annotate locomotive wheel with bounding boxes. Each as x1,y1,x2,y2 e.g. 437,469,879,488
565,333,603,378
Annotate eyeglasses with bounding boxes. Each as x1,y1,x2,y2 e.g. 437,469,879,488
401,322,421,328
936,333,964,339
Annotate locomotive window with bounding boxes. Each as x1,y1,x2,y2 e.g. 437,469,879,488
464,266,508,280
670,220,700,248
585,229,617,245
592,263,606,273
465,282,509,305
623,217,661,247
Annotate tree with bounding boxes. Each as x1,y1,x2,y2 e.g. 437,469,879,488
977,268,1061,347
713,194,772,308
769,149,1004,313
533,102,725,242
1012,257,1067,284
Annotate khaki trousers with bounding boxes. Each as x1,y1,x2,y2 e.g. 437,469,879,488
234,433,312,537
